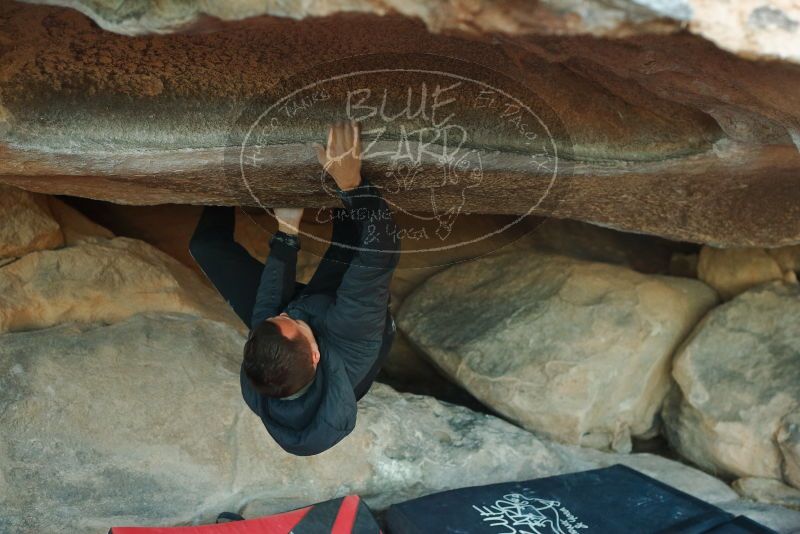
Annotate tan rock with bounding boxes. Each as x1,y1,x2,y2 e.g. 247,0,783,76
717,500,800,533
398,250,719,451
0,237,244,334
0,185,63,260
46,197,114,244
733,478,800,511
769,246,800,273
663,282,800,489
3,312,789,532
778,412,800,489
698,246,798,299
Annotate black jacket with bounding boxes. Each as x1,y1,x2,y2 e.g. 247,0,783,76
241,178,400,456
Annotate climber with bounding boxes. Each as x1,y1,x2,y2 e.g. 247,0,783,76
188,121,400,456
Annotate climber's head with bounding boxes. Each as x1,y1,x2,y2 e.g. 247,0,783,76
243,313,320,398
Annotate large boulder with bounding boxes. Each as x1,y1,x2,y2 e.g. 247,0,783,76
397,250,718,451
46,197,114,245
4,4,800,248
0,185,63,260
3,312,795,532
780,412,800,489
0,236,243,334
698,245,799,299
717,501,800,533
663,282,800,489
733,478,800,511
22,0,800,64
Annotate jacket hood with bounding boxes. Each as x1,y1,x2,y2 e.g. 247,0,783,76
239,334,357,456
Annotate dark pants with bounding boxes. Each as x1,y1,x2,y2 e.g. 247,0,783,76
188,206,392,400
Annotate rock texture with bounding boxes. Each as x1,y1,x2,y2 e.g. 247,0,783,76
0,236,243,334
397,250,718,451
718,500,800,533
734,478,800,511
663,282,800,489
2,312,795,533
28,0,800,64
46,196,115,245
0,184,63,259
780,412,800,489
698,245,800,299
2,3,800,246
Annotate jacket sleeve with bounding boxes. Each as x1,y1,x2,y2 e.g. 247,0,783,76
324,177,401,341
249,231,300,330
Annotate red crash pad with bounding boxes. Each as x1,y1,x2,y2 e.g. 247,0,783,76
110,495,381,534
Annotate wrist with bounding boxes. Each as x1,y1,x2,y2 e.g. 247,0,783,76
339,173,362,192
277,222,300,236
271,230,300,251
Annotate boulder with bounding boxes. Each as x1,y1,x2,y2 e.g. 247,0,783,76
663,282,800,489
5,4,800,247
23,0,800,64
377,331,483,409
717,500,800,533
698,245,799,299
397,250,718,451
0,184,62,260
0,236,243,334
2,312,793,532
733,478,800,511
779,412,800,489
46,197,114,245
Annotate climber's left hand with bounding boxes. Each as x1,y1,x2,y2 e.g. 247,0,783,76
273,207,304,236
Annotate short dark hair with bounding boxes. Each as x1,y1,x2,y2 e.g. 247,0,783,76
243,320,315,398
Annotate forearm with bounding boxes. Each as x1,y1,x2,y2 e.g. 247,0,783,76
249,231,300,329
324,177,400,339
337,176,401,268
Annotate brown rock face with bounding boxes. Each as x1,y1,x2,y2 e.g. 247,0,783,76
698,245,800,300
1,3,799,247
0,236,244,334
22,0,800,64
0,185,63,260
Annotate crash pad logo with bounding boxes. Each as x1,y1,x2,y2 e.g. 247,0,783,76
472,492,588,534
228,52,571,266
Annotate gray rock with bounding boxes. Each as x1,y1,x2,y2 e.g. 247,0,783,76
663,282,800,489
733,478,800,510
398,250,718,451
0,311,767,532
718,500,800,533
780,412,800,489
0,314,246,533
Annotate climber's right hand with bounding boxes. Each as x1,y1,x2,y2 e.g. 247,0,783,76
312,120,362,191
